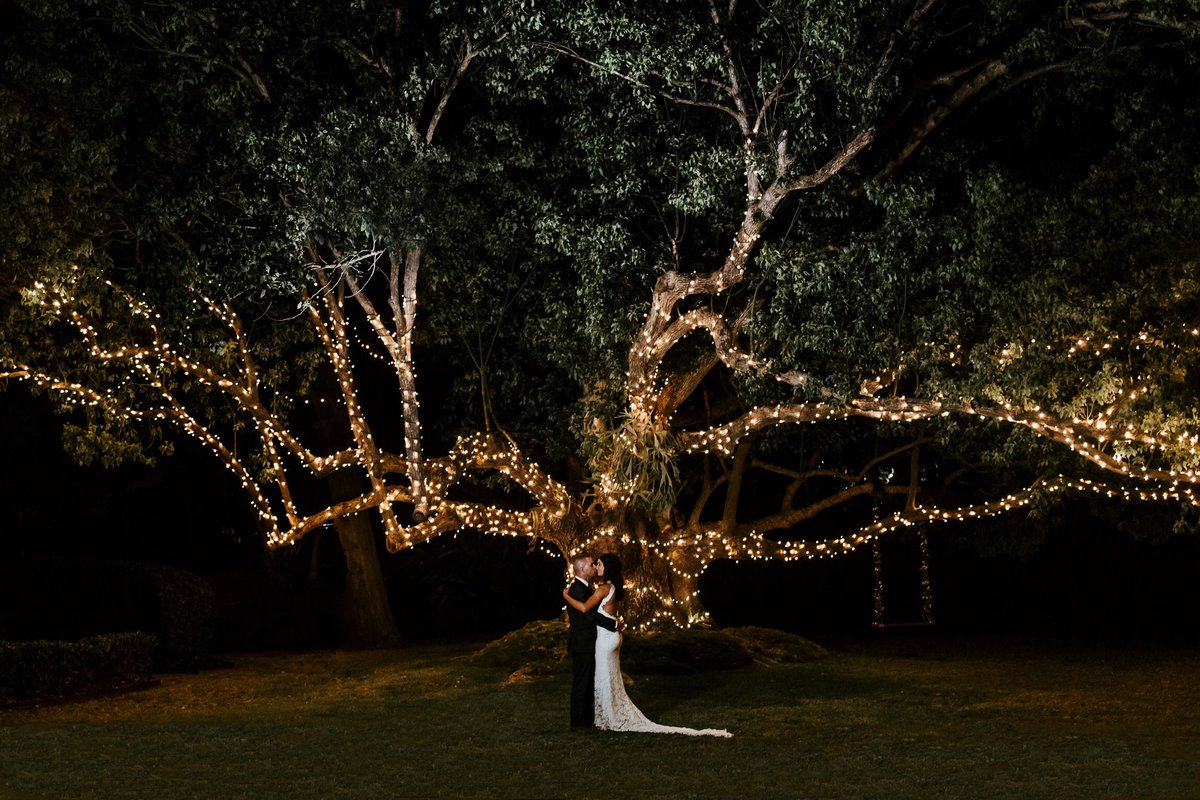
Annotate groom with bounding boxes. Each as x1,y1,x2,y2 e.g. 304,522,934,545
566,553,618,731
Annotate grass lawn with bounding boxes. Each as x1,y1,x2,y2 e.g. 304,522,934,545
1,635,1198,799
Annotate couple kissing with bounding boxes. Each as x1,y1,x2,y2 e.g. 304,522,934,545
564,552,731,737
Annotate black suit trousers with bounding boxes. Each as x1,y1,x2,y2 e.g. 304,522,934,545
570,650,596,728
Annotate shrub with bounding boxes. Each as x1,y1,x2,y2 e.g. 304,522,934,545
622,627,755,674
0,557,214,669
469,619,827,680
722,625,829,665
469,619,567,678
136,563,215,669
0,631,157,705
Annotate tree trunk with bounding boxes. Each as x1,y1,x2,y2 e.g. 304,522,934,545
314,401,403,648
331,493,404,648
584,519,708,629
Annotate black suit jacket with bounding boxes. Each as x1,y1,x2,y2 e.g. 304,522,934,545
566,578,617,654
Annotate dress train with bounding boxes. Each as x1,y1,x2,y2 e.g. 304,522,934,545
592,586,731,737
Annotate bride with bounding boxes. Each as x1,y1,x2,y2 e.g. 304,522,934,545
563,553,732,737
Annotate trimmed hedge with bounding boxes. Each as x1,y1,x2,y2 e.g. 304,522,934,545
136,562,216,668
0,557,215,669
0,631,157,705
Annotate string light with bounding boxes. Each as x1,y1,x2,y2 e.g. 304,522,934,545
5,202,1199,633
871,537,885,627
918,526,934,625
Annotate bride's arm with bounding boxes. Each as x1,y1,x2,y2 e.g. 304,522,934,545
562,583,607,613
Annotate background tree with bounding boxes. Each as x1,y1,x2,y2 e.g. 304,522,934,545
4,0,1199,630
2,0,549,643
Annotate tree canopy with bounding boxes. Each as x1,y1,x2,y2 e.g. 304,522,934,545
3,0,1199,626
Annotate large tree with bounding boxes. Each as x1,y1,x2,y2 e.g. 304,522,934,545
4,0,1199,630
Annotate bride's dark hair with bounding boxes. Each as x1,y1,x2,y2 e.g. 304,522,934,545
599,553,625,602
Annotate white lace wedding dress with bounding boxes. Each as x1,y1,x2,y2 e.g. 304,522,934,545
593,585,732,737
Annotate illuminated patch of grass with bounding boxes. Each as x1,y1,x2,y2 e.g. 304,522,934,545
1,638,1197,799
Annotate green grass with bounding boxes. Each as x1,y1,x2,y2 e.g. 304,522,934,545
1,636,1198,799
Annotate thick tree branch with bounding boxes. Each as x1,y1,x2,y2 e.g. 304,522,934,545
57,280,348,476
679,396,1200,487
655,352,720,421
379,433,573,551
671,474,1198,567
648,308,766,376
780,127,877,193
736,482,910,537
306,266,406,541
339,247,430,520
688,461,728,529
629,129,874,409
869,60,1009,185
721,437,753,537
424,35,475,144
659,91,742,121
394,248,428,520
705,0,752,138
